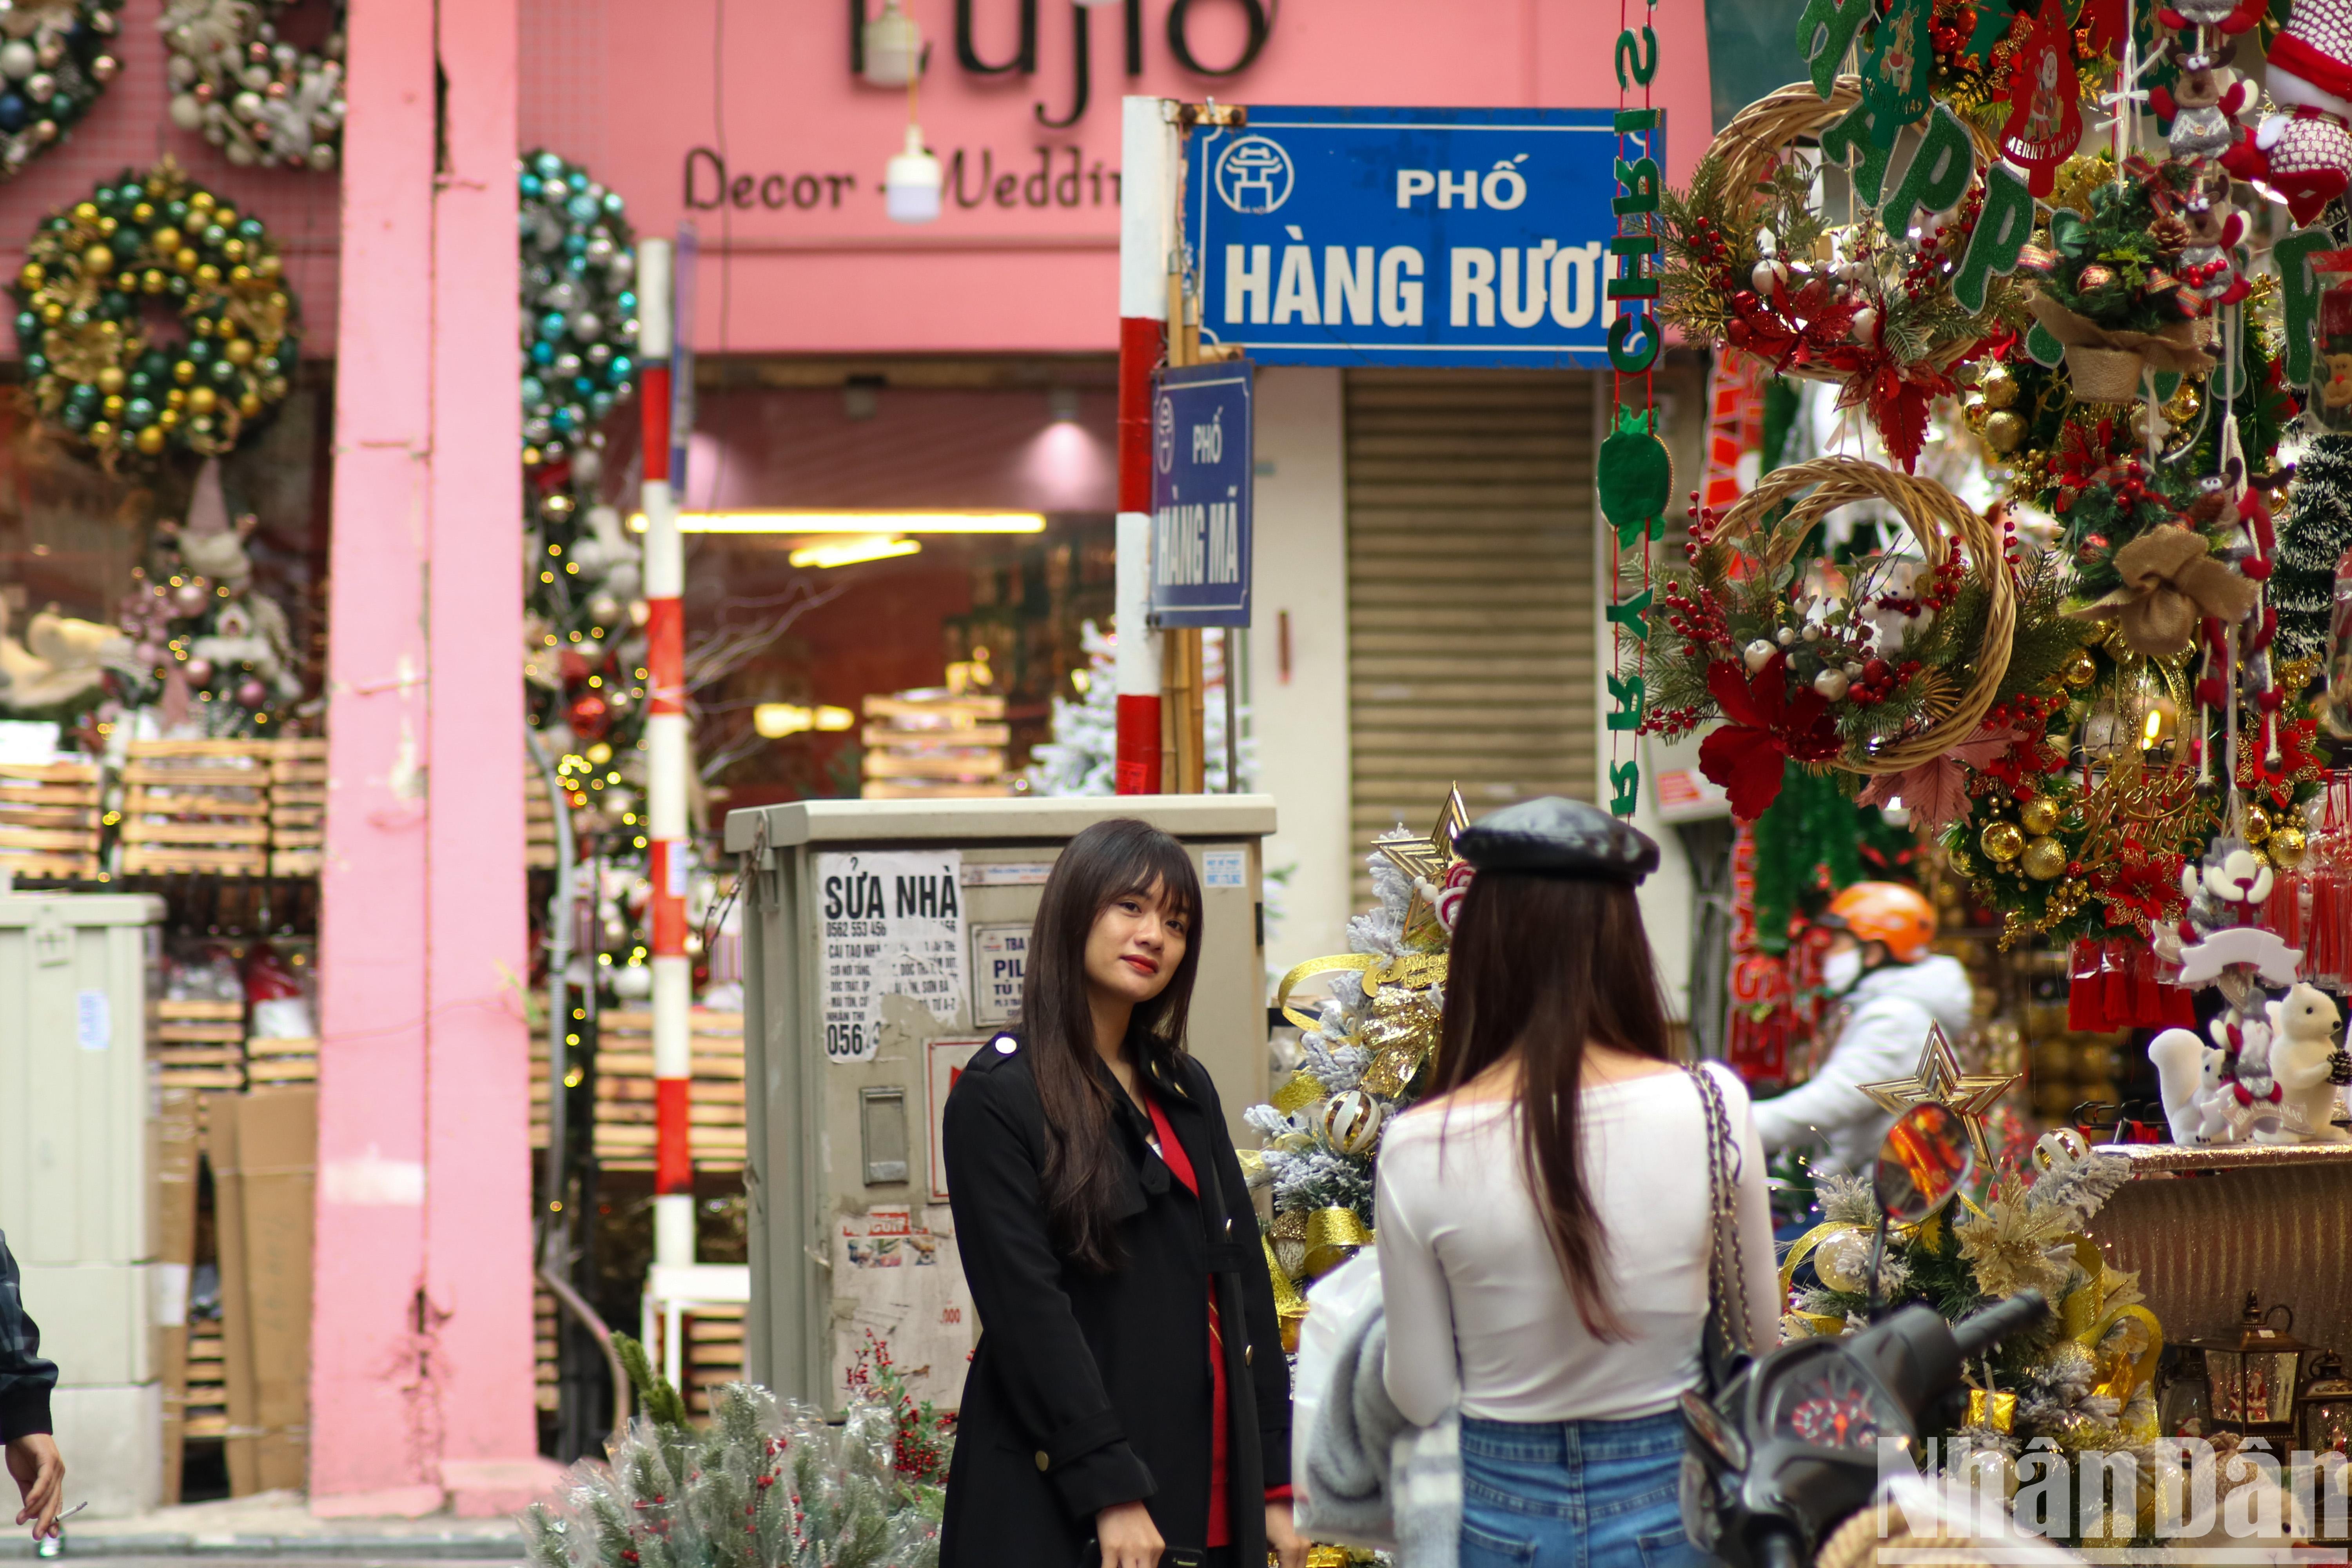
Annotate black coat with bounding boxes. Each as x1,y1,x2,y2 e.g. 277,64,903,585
940,1035,1290,1567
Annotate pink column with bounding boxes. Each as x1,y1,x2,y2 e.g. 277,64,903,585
315,0,543,1519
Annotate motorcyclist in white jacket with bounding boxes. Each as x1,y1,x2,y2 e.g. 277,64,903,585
1751,882,1977,1177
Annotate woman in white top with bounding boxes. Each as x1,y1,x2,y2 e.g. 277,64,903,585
1376,797,1781,1568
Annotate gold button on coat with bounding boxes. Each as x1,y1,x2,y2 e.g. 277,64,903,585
1034,1450,1050,1471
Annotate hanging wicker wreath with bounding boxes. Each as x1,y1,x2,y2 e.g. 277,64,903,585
0,0,125,183
1661,77,2025,470
161,0,345,172
1643,455,2031,817
11,156,299,466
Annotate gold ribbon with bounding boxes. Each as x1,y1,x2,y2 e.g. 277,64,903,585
1303,1207,1372,1278
1276,955,1376,1031
1265,1234,1309,1353
1271,1071,1325,1116
1779,1221,1871,1302
1236,1148,1269,1188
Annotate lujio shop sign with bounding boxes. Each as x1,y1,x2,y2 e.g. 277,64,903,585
1187,105,1649,367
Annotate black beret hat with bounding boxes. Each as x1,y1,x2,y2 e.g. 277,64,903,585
1455,796,1661,885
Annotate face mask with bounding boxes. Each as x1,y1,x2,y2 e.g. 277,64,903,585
1823,947,1865,994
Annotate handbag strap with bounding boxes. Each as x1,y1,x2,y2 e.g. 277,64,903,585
1684,1062,1752,1359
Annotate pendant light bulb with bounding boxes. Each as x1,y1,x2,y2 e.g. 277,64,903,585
885,122,942,224
862,0,922,86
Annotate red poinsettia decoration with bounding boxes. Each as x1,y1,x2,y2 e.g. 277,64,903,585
1698,653,1846,820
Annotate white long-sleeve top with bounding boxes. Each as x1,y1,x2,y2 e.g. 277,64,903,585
1374,1061,1781,1427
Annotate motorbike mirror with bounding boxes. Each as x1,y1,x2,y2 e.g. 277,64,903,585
1872,1102,1976,1226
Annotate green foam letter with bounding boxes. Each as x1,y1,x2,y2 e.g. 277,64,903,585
1951,161,2034,312
1880,107,1975,240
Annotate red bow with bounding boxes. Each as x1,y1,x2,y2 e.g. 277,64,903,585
1698,653,1846,820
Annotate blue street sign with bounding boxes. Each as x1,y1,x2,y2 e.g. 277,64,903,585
1186,105,1657,368
1149,361,1253,629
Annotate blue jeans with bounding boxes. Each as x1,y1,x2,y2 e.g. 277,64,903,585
1459,1410,1708,1568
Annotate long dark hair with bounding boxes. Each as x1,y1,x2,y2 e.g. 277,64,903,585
1429,869,1674,1338
1020,817,1204,1271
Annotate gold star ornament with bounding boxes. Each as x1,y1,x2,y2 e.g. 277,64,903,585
1857,1024,2020,1170
1373,785,1470,946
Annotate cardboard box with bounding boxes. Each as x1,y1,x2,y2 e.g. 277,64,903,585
153,1089,199,1504
210,1087,316,1497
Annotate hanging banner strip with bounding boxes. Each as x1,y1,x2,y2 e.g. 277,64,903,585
1602,0,1666,818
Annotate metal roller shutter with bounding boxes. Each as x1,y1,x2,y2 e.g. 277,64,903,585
1345,368,1599,902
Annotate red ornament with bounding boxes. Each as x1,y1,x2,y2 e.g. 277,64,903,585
569,692,611,740
1697,653,1846,820
1998,0,2085,198
560,649,592,683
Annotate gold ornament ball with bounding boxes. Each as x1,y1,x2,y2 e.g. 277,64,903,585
194,263,221,287
2270,824,2309,869
2022,835,2068,881
174,247,198,273
86,420,113,446
1984,410,2027,454
1982,370,2020,409
223,337,254,367
2020,797,2062,835
236,391,261,418
69,201,96,225
94,365,124,395
100,394,122,419
134,425,165,456
16,262,40,290
172,360,196,386
151,226,180,254
187,386,217,416
141,269,166,295
2162,381,2201,426
2243,804,2271,842
80,245,112,275
2062,649,2099,689
187,191,215,215
1982,820,2026,862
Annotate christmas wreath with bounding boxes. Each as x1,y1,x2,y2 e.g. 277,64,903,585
12,158,298,466
519,151,642,766
1660,81,2029,470
160,0,345,171
1642,455,2083,819
0,1,123,183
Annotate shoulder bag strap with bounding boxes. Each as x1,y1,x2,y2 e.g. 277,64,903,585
1685,1062,1753,1367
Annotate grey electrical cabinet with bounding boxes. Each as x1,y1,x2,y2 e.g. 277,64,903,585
0,892,166,1517
725,795,1275,1412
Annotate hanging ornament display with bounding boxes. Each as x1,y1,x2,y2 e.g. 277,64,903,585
11,158,298,467
1998,0,2088,197
519,151,644,855
0,1,123,183
160,0,345,171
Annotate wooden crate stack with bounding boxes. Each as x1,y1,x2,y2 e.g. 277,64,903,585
859,691,1013,800
684,1306,747,1418
120,740,272,876
0,759,103,881
245,1036,318,1085
152,998,246,1092
528,1009,746,1169
535,1289,561,1413
184,1321,229,1442
268,739,327,875
527,770,559,869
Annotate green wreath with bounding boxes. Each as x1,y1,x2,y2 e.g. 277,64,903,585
11,156,298,466
0,1,125,183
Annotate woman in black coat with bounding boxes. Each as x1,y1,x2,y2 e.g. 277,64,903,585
941,818,1304,1568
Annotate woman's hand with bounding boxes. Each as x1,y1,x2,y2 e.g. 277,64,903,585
1093,1499,1164,1568
1267,1497,1308,1568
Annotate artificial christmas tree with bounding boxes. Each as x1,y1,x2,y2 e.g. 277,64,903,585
2277,434,2352,662
1024,620,1252,795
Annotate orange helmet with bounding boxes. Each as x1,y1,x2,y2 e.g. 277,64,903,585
1820,882,1937,964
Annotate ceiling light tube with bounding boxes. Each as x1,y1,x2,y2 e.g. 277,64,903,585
788,535,923,569
632,510,1048,535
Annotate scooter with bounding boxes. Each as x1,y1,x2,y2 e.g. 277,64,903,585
1677,1102,2054,1568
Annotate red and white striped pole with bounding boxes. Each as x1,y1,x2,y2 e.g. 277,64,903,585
635,235,695,1267
1114,96,1174,795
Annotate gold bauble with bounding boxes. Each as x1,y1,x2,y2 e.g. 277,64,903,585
236,391,261,418
214,206,238,229
141,269,165,295
174,247,198,273
194,263,220,287
187,386,216,416
172,360,195,386
2162,381,2201,426
1982,820,2026,862
221,237,246,263
151,226,180,255
86,419,112,446
100,394,122,419
2270,824,2309,869
255,254,281,279
80,245,112,275
134,425,165,455
38,300,61,325
2022,835,2068,880
164,386,187,409
223,337,254,367
1964,400,1991,432
130,202,152,225
1984,410,2027,454
2062,649,2099,689
187,190,215,215
17,262,40,290
69,201,96,225
94,365,124,395
156,407,178,428
1982,370,2020,409
2244,804,2272,843
2020,797,2062,835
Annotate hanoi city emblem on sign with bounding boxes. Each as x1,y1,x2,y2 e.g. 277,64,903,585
1214,135,1294,214
1154,389,1177,473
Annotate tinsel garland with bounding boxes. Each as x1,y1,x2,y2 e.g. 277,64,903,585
2276,434,2352,662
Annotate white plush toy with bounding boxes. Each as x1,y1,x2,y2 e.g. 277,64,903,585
2151,1027,2237,1145
2265,984,2350,1144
